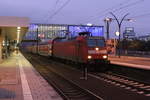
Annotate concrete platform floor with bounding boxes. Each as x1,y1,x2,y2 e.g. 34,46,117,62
108,55,150,70
0,52,62,100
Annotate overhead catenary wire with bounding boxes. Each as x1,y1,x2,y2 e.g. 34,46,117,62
130,12,150,19
55,0,60,5
79,0,131,23
34,0,146,25
112,0,145,12
42,0,61,23
96,0,144,22
53,0,60,12
43,0,61,23
46,0,71,22
80,0,145,24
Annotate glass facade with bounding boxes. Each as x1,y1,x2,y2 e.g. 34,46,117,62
68,25,104,38
23,24,68,40
23,24,104,40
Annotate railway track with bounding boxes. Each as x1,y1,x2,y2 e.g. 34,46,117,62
23,53,150,99
89,72,150,97
25,53,103,100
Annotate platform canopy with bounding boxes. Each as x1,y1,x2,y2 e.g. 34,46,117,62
0,16,29,43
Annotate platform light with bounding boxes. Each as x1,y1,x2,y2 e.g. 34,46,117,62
2,40,5,46
17,29,21,32
17,31,20,43
17,27,21,29
17,27,21,43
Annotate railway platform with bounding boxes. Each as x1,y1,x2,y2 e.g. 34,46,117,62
108,55,150,70
0,52,62,100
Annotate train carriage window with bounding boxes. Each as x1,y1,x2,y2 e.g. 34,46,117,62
97,40,105,47
87,40,96,47
87,39,105,47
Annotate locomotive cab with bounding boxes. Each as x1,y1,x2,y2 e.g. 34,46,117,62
76,34,109,64
86,36,109,64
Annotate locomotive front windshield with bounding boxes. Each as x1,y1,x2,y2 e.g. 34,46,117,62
87,39,105,47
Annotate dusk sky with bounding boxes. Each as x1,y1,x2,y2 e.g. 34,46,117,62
0,0,150,38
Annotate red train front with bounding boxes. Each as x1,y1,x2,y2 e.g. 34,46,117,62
52,32,109,69
85,36,108,64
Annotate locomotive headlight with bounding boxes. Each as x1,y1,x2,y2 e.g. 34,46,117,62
95,47,99,51
103,55,107,59
88,55,92,59
49,50,52,53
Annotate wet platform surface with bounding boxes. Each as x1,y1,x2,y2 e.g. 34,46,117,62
109,55,150,70
0,52,62,100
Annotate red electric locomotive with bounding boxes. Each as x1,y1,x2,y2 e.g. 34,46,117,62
26,32,109,70
52,32,109,70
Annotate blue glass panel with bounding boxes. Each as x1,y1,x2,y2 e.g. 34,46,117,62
29,24,38,30
68,25,104,37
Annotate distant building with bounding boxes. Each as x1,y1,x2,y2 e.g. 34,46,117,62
23,24,68,40
123,27,136,39
138,34,150,41
23,24,104,40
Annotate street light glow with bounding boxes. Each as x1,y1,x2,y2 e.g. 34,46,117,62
17,29,21,32
2,40,5,46
127,19,134,22
17,27,21,30
105,18,112,21
17,27,21,43
115,31,120,36
17,31,20,43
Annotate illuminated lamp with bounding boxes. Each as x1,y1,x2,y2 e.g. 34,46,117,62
95,47,99,51
87,23,93,26
115,31,120,36
88,55,92,59
103,55,107,59
17,27,21,30
17,29,21,32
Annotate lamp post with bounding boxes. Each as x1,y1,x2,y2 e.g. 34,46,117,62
104,18,112,40
36,27,39,53
110,12,129,58
114,31,120,56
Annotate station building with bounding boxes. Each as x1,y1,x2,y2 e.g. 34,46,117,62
21,24,104,51
23,24,104,40
23,24,68,40
0,16,29,62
